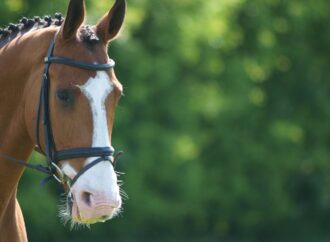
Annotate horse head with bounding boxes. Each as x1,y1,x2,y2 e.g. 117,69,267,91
24,0,126,226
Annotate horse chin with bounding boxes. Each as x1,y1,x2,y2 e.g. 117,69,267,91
70,201,117,225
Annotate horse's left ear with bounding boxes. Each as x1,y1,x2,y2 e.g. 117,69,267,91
96,0,126,43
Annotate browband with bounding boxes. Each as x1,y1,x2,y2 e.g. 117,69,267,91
44,57,115,71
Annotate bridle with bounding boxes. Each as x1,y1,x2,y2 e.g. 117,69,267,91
0,30,118,187
35,30,117,186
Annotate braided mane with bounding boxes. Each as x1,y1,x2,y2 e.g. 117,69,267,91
0,13,100,49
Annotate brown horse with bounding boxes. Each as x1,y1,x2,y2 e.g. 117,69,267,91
0,0,126,241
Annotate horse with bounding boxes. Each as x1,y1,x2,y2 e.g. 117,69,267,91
0,0,126,241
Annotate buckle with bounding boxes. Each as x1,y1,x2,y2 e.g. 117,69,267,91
51,162,66,184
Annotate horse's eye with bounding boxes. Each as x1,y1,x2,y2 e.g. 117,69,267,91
56,89,74,106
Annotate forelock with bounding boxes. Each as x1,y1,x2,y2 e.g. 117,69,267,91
79,25,100,46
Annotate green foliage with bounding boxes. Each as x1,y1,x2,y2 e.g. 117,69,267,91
1,0,330,241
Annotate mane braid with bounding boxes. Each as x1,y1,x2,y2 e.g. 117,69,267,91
0,13,101,49
0,13,64,49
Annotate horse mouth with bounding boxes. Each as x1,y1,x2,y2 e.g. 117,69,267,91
72,205,114,224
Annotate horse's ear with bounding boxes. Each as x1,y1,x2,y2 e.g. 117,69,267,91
60,0,85,40
96,0,126,43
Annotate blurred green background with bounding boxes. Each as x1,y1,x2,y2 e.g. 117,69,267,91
1,0,330,241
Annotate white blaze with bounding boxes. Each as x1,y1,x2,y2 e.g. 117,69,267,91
62,71,113,178
78,71,112,149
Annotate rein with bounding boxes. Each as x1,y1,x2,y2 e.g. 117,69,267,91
0,30,120,187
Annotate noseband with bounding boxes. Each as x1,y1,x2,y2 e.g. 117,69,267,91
33,31,116,186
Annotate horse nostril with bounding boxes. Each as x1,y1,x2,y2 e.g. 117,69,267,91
81,191,92,207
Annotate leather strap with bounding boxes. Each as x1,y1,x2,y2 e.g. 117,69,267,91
45,57,115,70
0,152,52,175
70,157,112,187
55,147,114,162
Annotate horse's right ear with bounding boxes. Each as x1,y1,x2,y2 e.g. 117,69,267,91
60,0,85,40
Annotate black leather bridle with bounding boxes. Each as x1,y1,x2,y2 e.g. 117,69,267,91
32,30,116,186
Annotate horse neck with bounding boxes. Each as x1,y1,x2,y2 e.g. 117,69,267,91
0,28,56,226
